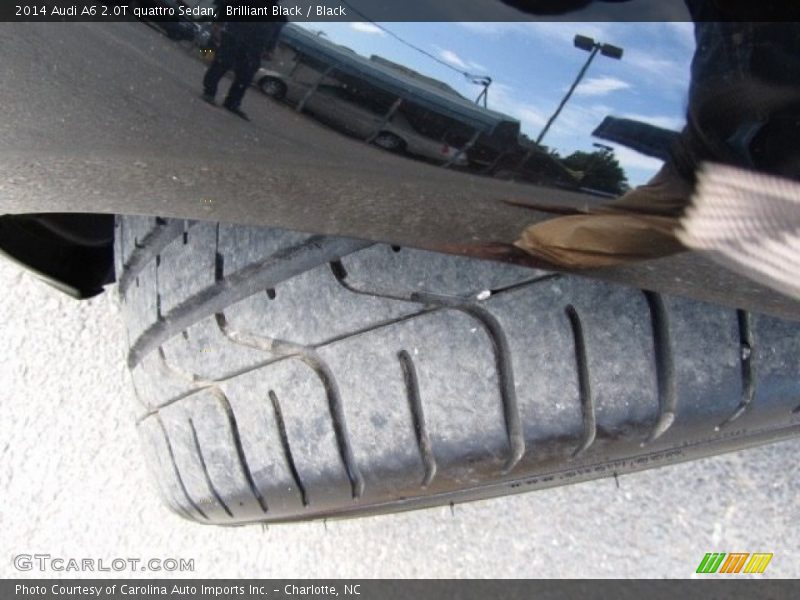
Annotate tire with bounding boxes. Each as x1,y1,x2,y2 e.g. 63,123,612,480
373,132,405,152
116,215,800,524
258,77,287,100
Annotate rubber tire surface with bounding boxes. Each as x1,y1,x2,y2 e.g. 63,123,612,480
116,216,800,524
373,132,405,152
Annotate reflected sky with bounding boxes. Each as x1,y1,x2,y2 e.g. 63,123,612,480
297,21,696,186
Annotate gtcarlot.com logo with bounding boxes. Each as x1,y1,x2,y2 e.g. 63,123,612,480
13,553,195,573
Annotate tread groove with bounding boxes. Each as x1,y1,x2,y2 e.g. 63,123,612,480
296,350,365,500
127,236,371,369
136,353,294,423
489,273,562,296
171,500,199,522
157,346,210,385
155,246,162,320
329,260,348,281
398,350,437,488
154,342,285,515
460,305,525,473
214,223,223,283
719,310,756,429
330,260,419,303
333,264,559,306
118,220,186,295
410,276,558,307
214,313,365,499
155,416,209,520
212,388,269,513
215,305,524,479
565,305,596,457
215,253,224,283
188,417,234,518
643,291,677,443
269,390,309,507
142,301,459,417
117,216,125,275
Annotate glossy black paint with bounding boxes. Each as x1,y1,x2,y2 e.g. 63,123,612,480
2,14,799,318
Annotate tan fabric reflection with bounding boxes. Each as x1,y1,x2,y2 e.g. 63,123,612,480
514,162,692,268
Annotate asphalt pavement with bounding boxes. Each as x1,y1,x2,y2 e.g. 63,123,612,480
1,260,798,579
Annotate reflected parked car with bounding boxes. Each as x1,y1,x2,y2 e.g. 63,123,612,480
253,69,469,166
255,68,289,100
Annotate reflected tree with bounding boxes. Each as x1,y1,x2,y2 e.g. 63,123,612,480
562,149,630,195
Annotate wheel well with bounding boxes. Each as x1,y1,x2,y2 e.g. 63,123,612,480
0,213,115,298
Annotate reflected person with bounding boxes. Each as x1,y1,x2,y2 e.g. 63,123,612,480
202,2,286,121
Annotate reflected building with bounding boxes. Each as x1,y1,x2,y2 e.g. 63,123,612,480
253,24,577,186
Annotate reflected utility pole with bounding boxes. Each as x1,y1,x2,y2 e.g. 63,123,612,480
470,75,492,108
516,34,623,172
536,35,623,145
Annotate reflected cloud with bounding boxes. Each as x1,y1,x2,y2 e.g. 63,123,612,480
666,21,696,51
624,49,688,88
488,82,548,130
609,144,665,172
459,21,618,51
575,76,631,97
436,47,487,72
350,22,385,36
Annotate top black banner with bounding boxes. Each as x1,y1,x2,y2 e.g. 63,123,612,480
4,0,800,22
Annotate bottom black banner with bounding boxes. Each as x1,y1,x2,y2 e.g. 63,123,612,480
4,580,800,600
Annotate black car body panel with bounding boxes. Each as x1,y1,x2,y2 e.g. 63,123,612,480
2,8,799,318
